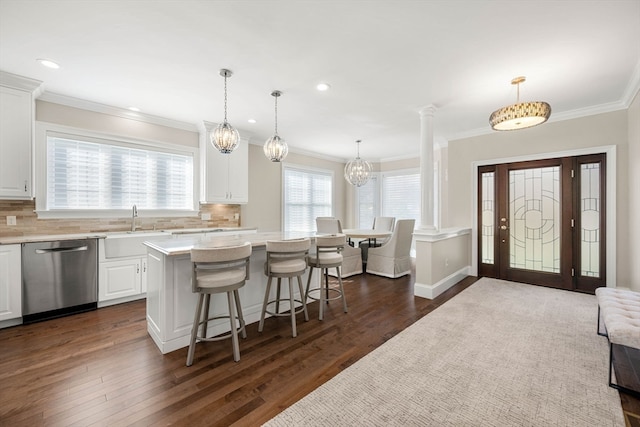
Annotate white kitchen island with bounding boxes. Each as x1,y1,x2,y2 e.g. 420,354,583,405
143,231,317,354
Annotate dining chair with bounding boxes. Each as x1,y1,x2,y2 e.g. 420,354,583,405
187,242,251,366
316,217,363,277
366,219,415,278
360,216,396,263
258,238,311,338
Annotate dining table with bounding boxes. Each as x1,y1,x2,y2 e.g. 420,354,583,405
342,228,393,247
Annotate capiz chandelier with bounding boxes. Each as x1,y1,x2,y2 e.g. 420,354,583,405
263,90,289,162
211,69,240,153
489,76,551,131
344,139,372,187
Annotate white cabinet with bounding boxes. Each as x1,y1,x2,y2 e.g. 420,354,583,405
0,244,22,325
99,257,145,302
0,72,42,199
199,121,248,204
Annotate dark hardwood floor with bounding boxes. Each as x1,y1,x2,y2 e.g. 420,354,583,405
0,273,637,426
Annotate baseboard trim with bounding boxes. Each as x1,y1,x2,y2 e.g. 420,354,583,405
414,266,470,299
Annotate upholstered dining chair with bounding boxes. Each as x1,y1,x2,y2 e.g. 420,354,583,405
360,216,396,263
187,242,251,367
316,217,363,277
305,233,348,321
366,219,415,279
258,238,311,338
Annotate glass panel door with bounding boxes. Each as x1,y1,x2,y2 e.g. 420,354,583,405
478,154,606,293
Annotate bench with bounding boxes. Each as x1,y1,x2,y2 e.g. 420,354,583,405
595,287,640,397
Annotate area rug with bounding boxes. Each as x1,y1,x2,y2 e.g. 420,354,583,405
264,278,624,426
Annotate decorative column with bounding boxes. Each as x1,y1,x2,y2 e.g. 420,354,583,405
419,105,437,231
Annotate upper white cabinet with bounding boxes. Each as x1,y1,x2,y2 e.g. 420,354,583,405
199,121,248,204
0,72,42,199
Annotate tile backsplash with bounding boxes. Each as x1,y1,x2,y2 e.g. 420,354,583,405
0,200,241,237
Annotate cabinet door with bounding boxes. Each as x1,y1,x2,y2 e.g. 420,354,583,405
204,145,232,202
201,135,248,204
99,258,141,301
0,244,22,322
0,86,32,199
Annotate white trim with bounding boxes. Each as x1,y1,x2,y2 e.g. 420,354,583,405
37,92,199,132
251,139,347,164
414,266,470,299
34,122,200,219
470,145,616,286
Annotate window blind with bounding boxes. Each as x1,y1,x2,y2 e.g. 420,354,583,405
46,135,194,210
356,175,378,228
283,166,332,232
381,172,421,227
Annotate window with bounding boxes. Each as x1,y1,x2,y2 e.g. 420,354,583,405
44,133,194,212
355,174,379,228
381,170,421,227
283,165,333,232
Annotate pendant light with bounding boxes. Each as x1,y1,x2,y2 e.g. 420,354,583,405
344,139,372,187
263,90,289,162
211,69,240,153
489,76,551,131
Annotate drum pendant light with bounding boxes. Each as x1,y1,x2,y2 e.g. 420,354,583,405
489,76,551,131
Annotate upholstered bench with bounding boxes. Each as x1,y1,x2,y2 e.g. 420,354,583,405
595,287,640,397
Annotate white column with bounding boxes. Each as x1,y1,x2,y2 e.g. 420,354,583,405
419,105,436,231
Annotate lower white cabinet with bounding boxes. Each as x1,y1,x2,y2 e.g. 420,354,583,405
99,257,145,302
0,244,22,324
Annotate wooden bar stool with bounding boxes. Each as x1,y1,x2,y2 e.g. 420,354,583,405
305,234,348,321
186,242,251,367
258,238,311,338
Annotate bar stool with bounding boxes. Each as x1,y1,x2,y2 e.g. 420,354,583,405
305,234,348,321
258,238,311,338
186,242,251,367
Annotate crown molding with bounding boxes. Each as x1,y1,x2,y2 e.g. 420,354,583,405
621,58,640,107
247,138,347,163
0,70,43,95
37,91,199,132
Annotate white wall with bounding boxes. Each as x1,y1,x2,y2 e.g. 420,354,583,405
241,144,349,231
447,110,632,288
627,92,640,291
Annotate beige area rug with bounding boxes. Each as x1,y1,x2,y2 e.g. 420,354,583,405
264,278,624,426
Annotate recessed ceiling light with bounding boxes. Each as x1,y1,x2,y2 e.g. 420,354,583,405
316,82,330,91
248,119,257,124
128,106,140,112
36,58,60,69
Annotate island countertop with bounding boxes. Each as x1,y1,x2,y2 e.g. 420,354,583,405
143,230,316,256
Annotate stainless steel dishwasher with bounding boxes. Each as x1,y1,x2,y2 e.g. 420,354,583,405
22,238,98,323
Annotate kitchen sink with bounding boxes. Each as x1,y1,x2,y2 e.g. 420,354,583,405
103,231,171,258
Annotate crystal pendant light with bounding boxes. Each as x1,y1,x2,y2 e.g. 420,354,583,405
263,90,289,162
489,76,551,131
211,69,240,153
344,139,372,187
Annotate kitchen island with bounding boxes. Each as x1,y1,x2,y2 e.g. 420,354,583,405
143,230,318,354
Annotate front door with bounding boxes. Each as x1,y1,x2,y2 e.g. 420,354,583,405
478,154,606,293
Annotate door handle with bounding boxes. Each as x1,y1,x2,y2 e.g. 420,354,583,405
500,225,508,230
35,246,88,254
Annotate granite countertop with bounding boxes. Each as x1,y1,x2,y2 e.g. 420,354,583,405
144,231,316,256
0,227,257,245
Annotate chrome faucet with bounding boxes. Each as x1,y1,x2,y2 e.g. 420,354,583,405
131,204,139,232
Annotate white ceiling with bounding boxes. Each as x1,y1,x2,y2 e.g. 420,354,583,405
1,0,639,161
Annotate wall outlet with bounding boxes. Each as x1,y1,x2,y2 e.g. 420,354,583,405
6,216,16,226
234,213,240,220
201,213,211,221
